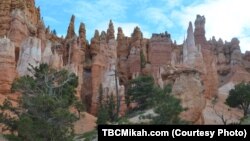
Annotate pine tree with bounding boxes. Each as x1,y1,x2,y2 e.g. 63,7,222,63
226,82,250,117
1,64,80,141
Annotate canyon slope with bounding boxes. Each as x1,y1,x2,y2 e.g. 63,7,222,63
1,0,250,127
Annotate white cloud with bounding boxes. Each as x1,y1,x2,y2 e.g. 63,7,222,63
141,7,174,32
117,22,151,38
43,16,60,24
161,0,183,9
240,37,250,53
67,0,128,25
116,23,137,37
60,0,137,40
172,0,250,52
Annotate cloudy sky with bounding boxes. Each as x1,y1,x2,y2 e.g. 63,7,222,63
36,0,250,53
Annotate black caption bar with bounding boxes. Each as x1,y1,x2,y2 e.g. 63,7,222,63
98,125,250,141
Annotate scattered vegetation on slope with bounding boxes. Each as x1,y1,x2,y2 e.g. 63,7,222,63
0,64,85,141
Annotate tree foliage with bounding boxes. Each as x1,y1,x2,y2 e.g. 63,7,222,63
241,116,250,124
74,101,86,119
97,84,108,125
226,82,250,117
0,99,19,133
96,95,117,124
1,64,81,141
127,75,155,110
127,75,184,124
97,85,117,124
150,85,184,124
96,106,109,125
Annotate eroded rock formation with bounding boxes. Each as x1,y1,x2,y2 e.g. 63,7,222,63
1,0,250,126
79,22,87,49
107,20,115,41
183,22,204,70
0,38,16,94
17,37,41,76
160,64,205,124
172,69,205,124
149,32,172,78
194,15,206,45
65,15,76,40
89,26,125,115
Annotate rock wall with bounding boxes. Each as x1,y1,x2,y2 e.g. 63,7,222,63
193,15,218,98
89,21,125,115
148,32,172,78
8,9,29,49
117,27,130,85
0,0,71,100
17,37,41,76
0,0,12,37
67,38,84,99
201,48,219,98
127,27,143,78
0,38,16,94
0,0,40,38
1,0,250,124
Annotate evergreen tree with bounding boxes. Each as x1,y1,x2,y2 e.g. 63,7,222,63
127,76,184,124
96,85,117,124
106,93,116,122
0,99,18,134
127,75,155,110
97,84,109,124
226,82,250,117
74,101,85,119
152,85,184,124
1,64,80,141
96,106,109,125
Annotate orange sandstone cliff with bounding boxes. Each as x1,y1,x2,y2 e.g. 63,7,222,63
0,0,250,126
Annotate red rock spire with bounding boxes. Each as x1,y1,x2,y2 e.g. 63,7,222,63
79,22,87,49
194,15,206,45
107,20,115,41
65,15,76,39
